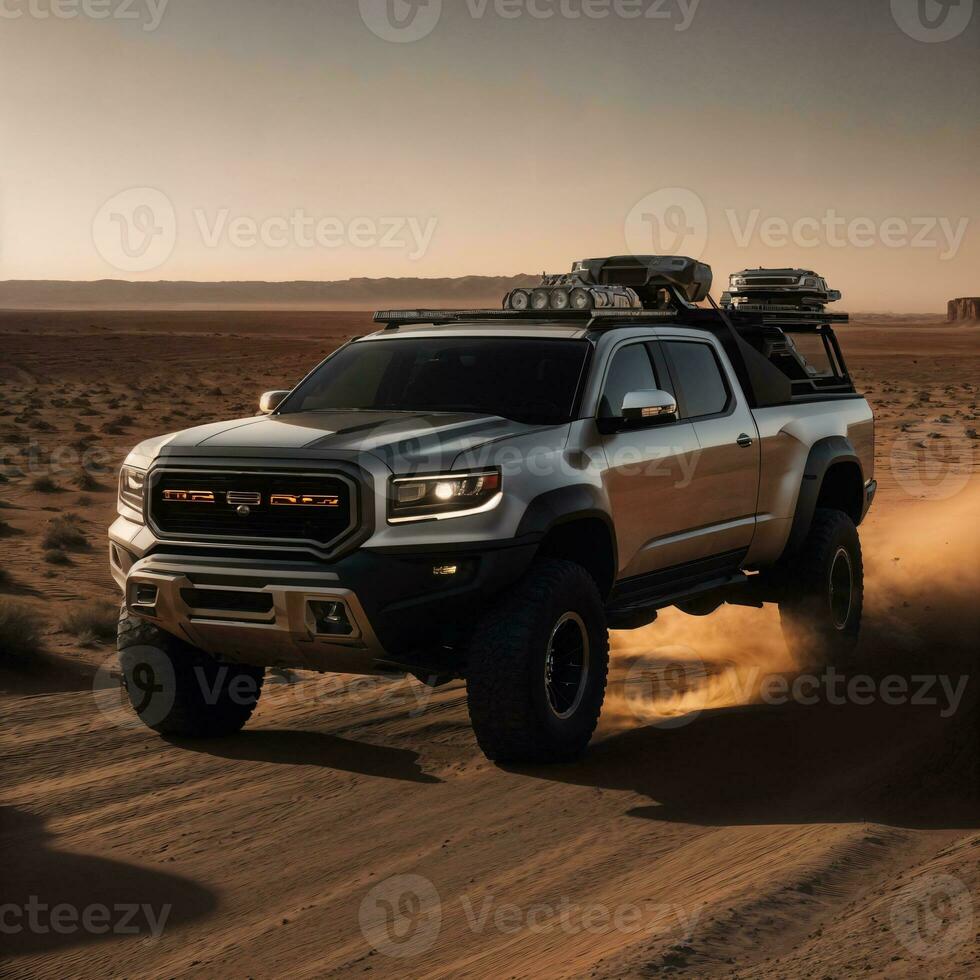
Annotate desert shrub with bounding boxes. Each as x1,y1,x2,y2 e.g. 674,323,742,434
43,549,72,566
75,470,105,492
42,515,88,551
62,601,117,647
0,518,18,537
0,567,13,589
0,598,44,665
31,476,60,493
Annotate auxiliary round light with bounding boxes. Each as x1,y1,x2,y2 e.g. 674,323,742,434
549,288,571,310
508,289,530,310
530,289,551,311
569,287,593,310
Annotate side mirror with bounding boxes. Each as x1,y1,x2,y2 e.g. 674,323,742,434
621,389,678,424
259,390,290,414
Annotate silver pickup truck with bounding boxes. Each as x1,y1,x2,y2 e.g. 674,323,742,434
109,255,876,764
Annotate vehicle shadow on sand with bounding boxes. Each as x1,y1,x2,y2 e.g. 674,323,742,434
172,729,441,784
0,807,218,957
523,683,978,831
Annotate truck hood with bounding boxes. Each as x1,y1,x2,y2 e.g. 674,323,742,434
145,410,554,473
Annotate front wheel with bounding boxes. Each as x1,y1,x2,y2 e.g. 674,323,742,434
117,606,265,738
465,559,609,764
778,508,864,668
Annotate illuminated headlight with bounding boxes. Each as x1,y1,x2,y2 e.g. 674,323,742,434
389,470,502,522
118,465,146,518
530,289,551,311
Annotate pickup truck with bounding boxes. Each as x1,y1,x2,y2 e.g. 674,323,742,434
109,255,876,763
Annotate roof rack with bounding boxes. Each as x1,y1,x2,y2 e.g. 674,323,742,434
372,305,848,332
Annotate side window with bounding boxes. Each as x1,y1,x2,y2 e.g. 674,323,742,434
662,341,730,419
599,344,657,418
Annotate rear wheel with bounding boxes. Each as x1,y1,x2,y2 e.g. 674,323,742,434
465,559,609,764
778,508,864,668
117,606,264,738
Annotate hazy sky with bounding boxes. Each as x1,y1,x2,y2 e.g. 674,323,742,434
0,0,977,310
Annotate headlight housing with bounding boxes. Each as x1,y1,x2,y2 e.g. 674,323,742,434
389,470,502,523
118,465,146,518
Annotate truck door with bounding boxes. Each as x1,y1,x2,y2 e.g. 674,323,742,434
598,340,703,579
660,338,761,562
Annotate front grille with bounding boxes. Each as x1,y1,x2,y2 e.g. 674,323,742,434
149,470,356,547
738,276,800,287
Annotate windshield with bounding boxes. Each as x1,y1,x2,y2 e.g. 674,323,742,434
281,336,590,425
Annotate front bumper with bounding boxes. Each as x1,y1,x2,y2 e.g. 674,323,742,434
110,518,537,674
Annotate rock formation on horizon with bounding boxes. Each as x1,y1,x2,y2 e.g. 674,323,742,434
947,297,980,322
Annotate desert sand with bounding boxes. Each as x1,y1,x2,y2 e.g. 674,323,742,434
0,311,977,978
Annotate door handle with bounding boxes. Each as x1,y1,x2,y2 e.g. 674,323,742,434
736,433,754,448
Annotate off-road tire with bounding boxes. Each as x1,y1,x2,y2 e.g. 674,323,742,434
466,559,609,764
779,508,864,668
117,606,264,737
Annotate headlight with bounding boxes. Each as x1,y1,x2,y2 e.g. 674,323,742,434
118,465,146,517
569,287,594,310
389,470,502,523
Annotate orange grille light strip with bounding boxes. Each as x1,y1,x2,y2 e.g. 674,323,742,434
270,494,340,508
162,490,216,503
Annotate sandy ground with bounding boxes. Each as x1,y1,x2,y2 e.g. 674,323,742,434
0,312,978,978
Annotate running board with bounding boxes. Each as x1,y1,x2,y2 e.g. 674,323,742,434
606,572,749,630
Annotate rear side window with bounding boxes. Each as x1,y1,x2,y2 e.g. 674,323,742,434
662,341,730,419
599,344,657,418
